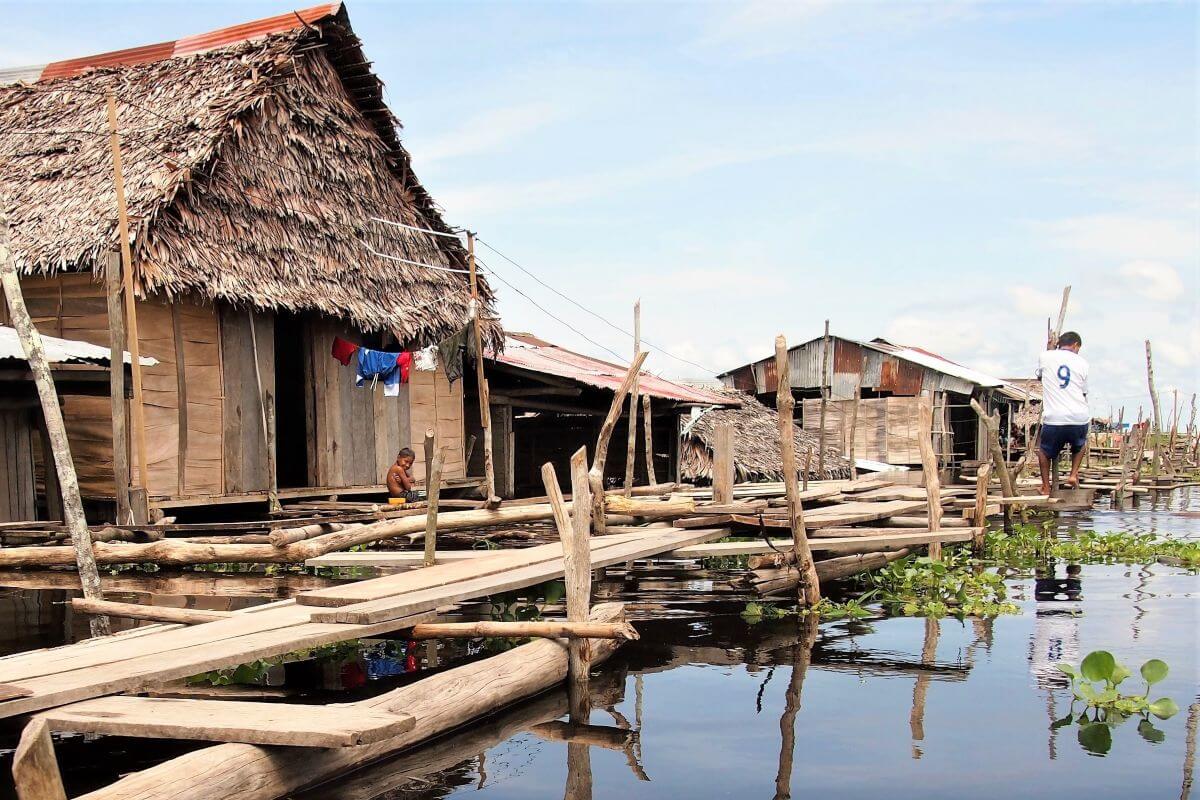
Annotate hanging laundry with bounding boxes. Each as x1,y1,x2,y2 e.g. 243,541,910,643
413,345,437,372
436,325,471,383
331,336,358,366
354,348,412,396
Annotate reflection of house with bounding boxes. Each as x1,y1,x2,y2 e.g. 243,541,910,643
719,334,1028,467
680,390,851,483
0,5,498,512
0,325,148,521
475,333,734,497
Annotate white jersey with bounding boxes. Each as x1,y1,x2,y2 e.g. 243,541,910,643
1037,349,1089,425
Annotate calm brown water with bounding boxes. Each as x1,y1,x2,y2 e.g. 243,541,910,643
0,489,1195,799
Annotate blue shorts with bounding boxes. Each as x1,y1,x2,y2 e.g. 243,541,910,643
1040,424,1088,459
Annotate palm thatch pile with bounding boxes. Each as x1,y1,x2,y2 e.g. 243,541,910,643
681,390,851,483
0,7,499,349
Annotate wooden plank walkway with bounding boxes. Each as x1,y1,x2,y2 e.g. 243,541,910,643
0,527,728,719
42,696,415,747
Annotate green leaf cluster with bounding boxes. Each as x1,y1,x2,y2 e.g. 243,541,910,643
1053,650,1179,754
987,524,1200,569
858,552,1019,619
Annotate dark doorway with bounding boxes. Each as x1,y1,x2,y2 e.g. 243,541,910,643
274,313,309,488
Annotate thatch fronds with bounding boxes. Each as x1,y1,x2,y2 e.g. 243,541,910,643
0,20,498,349
681,390,851,483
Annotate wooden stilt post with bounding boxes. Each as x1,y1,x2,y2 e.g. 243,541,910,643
776,335,820,606
1146,340,1163,481
817,320,830,477
641,394,657,485
0,215,109,637
466,232,499,508
802,448,811,490
247,313,280,513
972,462,991,554
588,352,648,534
970,398,1016,499
12,718,66,800
712,422,734,505
423,429,444,568
847,373,862,481
624,301,640,496
909,617,940,756
1050,286,1071,348
917,394,943,561
542,447,593,722
104,252,132,525
105,93,149,494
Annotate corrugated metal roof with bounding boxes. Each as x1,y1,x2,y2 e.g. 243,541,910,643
866,339,1005,388
1,3,340,85
0,325,156,366
495,333,735,406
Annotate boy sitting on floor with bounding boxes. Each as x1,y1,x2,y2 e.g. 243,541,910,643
387,448,419,502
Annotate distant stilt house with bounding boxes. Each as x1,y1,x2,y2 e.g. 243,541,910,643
719,334,1027,469
473,333,735,497
0,4,500,516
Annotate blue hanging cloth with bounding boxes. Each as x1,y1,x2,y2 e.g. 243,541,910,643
355,348,401,396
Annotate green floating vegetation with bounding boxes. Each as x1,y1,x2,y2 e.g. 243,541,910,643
743,552,1018,621
986,524,1200,568
1054,650,1179,755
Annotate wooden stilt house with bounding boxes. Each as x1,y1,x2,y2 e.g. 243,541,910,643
0,4,499,515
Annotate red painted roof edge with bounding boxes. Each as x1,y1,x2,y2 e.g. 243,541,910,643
36,3,341,82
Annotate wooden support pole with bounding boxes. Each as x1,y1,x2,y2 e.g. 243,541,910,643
802,447,811,491
170,304,188,496
588,351,648,534
0,214,109,637
1146,340,1164,480
712,422,734,505
12,717,66,800
817,320,830,476
409,620,638,641
917,395,943,560
624,300,640,496
641,394,657,485
847,372,862,481
105,93,149,493
423,429,444,568
776,335,820,605
1050,286,1071,348
71,598,232,625
104,253,131,523
466,232,499,507
970,398,1016,500
247,313,280,513
972,462,991,553
542,447,594,722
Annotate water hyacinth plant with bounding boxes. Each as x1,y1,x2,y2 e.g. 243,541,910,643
1054,650,1180,755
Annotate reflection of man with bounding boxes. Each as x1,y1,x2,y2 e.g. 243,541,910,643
1036,332,1089,494
1029,563,1083,690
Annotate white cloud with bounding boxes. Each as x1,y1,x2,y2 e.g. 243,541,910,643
1008,285,1069,319
1116,261,1186,302
416,102,562,164
1033,214,1199,262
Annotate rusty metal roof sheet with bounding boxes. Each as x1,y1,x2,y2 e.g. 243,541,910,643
495,333,736,406
0,325,156,366
2,3,340,84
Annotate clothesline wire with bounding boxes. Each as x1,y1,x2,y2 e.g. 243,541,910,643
365,244,478,275
475,237,720,376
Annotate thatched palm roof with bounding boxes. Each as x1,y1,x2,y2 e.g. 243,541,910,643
681,390,851,482
0,5,498,348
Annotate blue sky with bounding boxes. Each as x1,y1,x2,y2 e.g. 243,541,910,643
2,1,1196,418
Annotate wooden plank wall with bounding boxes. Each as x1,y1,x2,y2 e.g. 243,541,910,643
0,409,36,522
802,396,924,464
12,275,222,499
407,365,465,482
304,319,464,487
219,308,275,494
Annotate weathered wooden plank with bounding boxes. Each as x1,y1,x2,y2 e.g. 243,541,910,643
672,529,975,557
311,528,730,625
43,696,415,747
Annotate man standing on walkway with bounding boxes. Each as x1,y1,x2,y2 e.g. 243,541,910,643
1036,332,1090,494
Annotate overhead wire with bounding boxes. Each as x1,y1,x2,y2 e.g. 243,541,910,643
475,237,720,376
